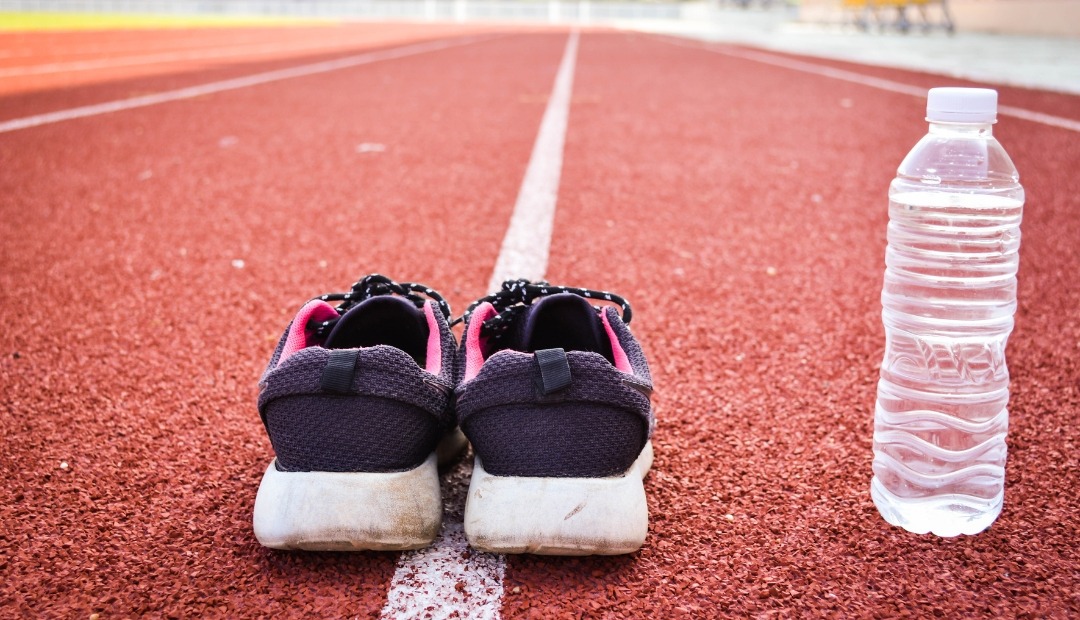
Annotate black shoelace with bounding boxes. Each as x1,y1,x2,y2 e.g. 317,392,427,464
453,279,632,340
310,274,452,338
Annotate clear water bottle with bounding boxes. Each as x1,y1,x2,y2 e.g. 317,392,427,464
871,87,1024,537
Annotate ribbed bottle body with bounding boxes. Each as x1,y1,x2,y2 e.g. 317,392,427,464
871,124,1023,537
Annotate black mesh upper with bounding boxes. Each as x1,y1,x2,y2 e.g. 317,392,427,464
265,394,440,472
462,402,647,477
257,299,457,474
456,298,653,479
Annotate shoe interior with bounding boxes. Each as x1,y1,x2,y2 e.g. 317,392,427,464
323,296,429,366
521,293,615,365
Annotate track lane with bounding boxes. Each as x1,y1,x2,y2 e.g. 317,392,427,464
381,30,580,620
651,36,1080,133
650,35,1080,123
0,31,568,616
0,35,510,133
0,26,340,67
0,25,383,59
502,31,1080,617
0,43,458,123
2,24,1078,619
0,22,507,101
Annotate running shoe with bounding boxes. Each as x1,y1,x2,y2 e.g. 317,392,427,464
455,280,655,555
253,275,463,551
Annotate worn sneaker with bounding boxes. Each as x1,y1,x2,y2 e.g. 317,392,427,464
252,275,463,551
455,280,655,555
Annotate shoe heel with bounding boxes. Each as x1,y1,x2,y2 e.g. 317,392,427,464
252,453,441,551
464,442,653,555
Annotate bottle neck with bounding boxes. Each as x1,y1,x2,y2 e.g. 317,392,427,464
927,121,995,137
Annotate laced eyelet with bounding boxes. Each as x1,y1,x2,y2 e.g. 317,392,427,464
452,279,632,340
310,274,451,337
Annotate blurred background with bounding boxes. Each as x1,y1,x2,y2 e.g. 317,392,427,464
0,0,1077,37
8,0,1075,95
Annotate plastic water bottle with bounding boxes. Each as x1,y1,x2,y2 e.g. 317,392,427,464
871,87,1024,537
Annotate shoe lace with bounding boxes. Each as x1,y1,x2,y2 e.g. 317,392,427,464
309,274,452,338
453,279,632,340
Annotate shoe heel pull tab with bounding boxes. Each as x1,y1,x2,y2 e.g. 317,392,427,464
534,348,572,395
320,349,360,394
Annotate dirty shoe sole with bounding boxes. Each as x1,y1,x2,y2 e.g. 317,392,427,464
253,452,441,551
464,442,653,555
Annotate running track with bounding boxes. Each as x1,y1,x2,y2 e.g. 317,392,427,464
2,23,1079,618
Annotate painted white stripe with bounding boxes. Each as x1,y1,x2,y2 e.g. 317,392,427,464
709,45,927,97
380,30,580,620
997,104,1080,133
0,35,496,134
486,29,580,293
379,460,504,620
656,35,1080,134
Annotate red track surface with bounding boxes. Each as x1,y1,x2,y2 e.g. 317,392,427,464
2,25,1078,617
0,24,511,96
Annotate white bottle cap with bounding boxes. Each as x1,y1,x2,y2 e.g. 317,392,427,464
926,87,998,123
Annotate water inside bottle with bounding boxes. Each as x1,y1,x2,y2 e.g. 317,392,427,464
872,190,1022,537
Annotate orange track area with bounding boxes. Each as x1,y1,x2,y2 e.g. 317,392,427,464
1,25,1079,618
0,23,515,96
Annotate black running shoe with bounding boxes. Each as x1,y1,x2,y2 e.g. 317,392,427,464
253,275,463,551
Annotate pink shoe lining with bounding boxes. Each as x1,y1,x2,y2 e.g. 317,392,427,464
601,310,633,373
279,299,445,373
278,300,339,366
464,303,630,378
423,302,442,375
464,302,498,381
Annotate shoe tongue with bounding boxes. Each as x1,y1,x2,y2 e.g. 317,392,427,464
323,296,428,364
521,293,612,360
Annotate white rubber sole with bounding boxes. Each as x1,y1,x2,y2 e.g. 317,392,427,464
464,441,653,555
253,452,441,551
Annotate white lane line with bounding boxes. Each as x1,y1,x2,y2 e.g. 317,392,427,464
486,29,580,292
654,35,1080,134
0,35,498,134
379,460,503,620
380,30,580,620
997,104,1080,133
